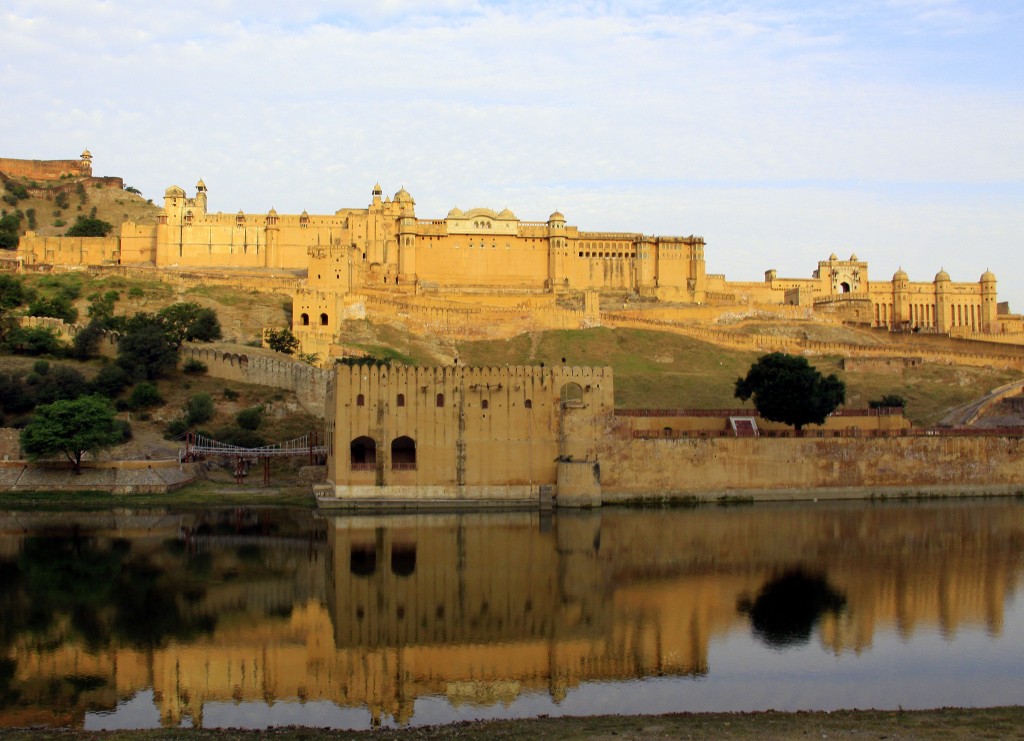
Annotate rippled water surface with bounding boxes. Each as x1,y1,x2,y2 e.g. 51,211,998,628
0,500,1022,730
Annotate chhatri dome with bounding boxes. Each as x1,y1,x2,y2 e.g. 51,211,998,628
893,267,909,281
934,269,950,282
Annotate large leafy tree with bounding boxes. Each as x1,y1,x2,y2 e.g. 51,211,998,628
116,313,180,381
65,216,113,237
157,302,222,344
735,353,846,432
20,395,123,473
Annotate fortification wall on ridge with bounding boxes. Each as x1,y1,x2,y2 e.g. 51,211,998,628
0,157,91,180
181,345,330,416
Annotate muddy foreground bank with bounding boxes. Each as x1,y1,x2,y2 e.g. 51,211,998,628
2,707,1022,740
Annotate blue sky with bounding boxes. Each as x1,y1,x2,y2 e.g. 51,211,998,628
3,1,1022,308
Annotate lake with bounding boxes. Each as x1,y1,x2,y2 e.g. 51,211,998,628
0,499,1022,730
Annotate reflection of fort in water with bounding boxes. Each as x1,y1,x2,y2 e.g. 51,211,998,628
1,503,1022,728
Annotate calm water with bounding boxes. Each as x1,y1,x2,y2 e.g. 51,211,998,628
0,500,1022,730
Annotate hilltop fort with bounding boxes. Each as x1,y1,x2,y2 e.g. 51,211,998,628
8,153,1021,364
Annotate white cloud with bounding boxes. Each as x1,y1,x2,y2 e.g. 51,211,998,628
2,1,1022,308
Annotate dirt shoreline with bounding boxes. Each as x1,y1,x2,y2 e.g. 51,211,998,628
3,707,1023,740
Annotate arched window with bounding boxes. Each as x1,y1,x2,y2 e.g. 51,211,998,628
524,399,533,409
350,436,376,468
840,282,851,293
396,393,405,407
560,382,584,405
391,436,416,469
436,393,444,407
481,399,489,410
300,313,310,326
320,313,328,326
356,393,365,407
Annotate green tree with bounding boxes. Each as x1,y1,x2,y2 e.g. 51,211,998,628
20,395,124,473
264,327,299,355
5,326,65,356
734,353,846,432
0,212,22,250
869,394,907,409
27,295,78,324
0,275,27,310
157,302,221,344
65,216,113,237
116,314,179,381
87,290,120,324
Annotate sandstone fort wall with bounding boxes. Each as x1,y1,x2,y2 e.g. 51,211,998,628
600,434,1024,500
180,345,329,416
0,157,91,180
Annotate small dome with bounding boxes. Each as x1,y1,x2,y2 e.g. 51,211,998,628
446,207,464,218
549,210,565,222
829,252,838,261
934,269,950,282
981,269,996,282
164,185,186,198
372,183,382,194
394,187,413,203
81,148,92,159
267,207,278,216
497,208,516,220
893,267,909,281
849,252,858,261
196,178,207,190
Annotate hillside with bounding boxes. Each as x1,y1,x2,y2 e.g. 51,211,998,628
0,172,159,240
3,271,1020,432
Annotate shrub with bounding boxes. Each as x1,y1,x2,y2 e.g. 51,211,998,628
182,358,207,374
164,417,188,439
869,394,907,409
236,406,264,430
128,382,164,410
128,286,144,298
27,295,78,323
223,388,239,401
91,363,130,397
214,425,265,448
6,327,64,356
32,359,50,376
65,215,113,237
184,392,215,426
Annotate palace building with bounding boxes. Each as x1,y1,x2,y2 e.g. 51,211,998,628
12,167,1006,360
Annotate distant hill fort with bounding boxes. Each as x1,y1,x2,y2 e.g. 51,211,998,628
7,152,1019,362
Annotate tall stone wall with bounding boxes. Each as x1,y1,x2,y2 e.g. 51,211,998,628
600,435,1024,501
0,157,91,180
180,345,330,416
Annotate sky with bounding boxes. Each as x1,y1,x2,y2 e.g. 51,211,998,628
3,0,1023,309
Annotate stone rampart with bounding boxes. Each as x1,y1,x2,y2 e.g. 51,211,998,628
600,434,1024,501
181,345,330,416
18,316,118,357
605,313,1024,371
0,157,91,180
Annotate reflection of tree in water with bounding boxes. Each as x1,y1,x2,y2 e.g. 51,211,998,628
739,570,846,648
10,534,216,651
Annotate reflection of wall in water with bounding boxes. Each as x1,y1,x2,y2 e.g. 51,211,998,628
3,504,1023,729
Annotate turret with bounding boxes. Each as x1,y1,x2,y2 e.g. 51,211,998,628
891,268,909,329
980,269,998,333
934,268,951,333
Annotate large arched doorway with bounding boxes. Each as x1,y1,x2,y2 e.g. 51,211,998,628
350,436,377,469
391,436,416,469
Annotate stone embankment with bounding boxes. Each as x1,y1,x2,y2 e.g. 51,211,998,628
0,460,197,494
